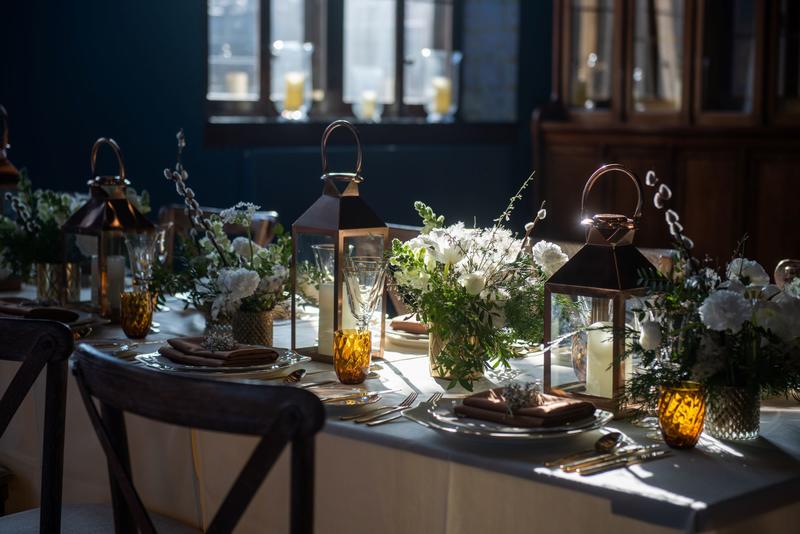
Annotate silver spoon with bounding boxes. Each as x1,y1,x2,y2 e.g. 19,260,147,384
543,432,624,468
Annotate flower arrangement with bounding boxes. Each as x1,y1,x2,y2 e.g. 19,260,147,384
0,171,149,278
390,175,565,389
163,131,290,322
624,174,800,410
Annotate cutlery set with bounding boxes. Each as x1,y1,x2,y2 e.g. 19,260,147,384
545,434,671,476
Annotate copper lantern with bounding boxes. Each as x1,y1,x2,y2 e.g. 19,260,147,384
62,138,154,320
543,164,656,415
291,120,388,363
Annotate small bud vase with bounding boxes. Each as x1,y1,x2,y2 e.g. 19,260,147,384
233,310,274,347
704,386,760,441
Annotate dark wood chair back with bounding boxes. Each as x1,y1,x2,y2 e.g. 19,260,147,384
0,318,74,532
71,345,325,534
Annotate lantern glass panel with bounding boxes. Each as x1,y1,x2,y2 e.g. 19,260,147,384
343,232,385,355
549,292,637,400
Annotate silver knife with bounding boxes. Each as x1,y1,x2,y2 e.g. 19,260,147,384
576,449,671,476
561,444,660,472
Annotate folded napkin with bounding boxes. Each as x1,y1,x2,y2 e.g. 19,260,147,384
454,388,595,428
0,301,35,317
158,337,279,367
390,315,428,335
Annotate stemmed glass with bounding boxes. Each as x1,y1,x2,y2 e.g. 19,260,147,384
124,232,158,336
334,256,387,384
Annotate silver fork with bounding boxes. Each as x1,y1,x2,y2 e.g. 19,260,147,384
365,392,442,426
340,392,418,421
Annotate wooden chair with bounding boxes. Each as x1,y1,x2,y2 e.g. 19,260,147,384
0,318,73,532
70,344,326,534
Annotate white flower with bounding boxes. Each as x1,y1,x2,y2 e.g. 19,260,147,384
537,208,547,220
764,291,800,342
699,289,752,333
211,268,260,318
726,258,769,286
787,278,800,298
231,236,261,258
638,320,662,351
220,202,260,225
692,334,726,380
459,272,486,296
531,241,568,277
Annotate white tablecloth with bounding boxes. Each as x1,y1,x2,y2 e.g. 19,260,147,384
1,297,799,533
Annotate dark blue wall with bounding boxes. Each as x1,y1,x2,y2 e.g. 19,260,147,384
1,0,551,231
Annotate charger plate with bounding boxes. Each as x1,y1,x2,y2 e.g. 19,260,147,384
404,398,613,440
135,349,309,376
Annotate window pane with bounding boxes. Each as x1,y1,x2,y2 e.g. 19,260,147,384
404,0,453,105
632,0,683,112
778,0,800,113
271,0,304,42
568,0,614,110
700,0,755,112
343,0,396,104
207,0,260,101
271,0,326,102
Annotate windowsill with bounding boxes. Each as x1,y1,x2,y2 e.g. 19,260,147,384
204,116,518,147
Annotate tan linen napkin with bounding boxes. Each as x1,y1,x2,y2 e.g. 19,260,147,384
390,315,428,335
453,388,595,428
0,302,35,317
158,337,279,367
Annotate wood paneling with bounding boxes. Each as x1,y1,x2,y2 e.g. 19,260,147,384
750,156,800,271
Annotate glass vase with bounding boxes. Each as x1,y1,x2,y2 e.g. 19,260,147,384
427,329,483,381
270,40,313,121
704,387,760,441
658,382,706,449
232,310,274,347
420,49,462,122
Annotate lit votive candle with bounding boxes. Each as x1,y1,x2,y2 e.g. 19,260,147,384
225,71,249,98
283,71,305,112
432,76,452,115
361,89,378,120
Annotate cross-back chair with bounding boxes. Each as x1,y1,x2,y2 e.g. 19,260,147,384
71,344,326,534
0,318,73,533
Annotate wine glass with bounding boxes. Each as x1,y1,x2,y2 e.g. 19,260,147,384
334,256,387,384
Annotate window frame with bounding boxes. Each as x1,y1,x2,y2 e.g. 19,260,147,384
204,0,516,146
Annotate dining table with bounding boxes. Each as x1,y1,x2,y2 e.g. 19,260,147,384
0,286,799,534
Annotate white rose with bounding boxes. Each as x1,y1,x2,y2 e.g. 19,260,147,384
459,272,486,296
699,289,752,333
638,320,662,351
531,241,568,277
727,258,770,286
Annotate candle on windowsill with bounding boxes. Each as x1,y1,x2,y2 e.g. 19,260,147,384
283,71,305,112
360,90,378,121
225,71,249,99
432,76,452,116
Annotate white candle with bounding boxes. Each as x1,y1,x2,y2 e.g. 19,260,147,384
283,71,305,112
225,71,249,98
585,321,614,398
91,255,99,307
432,76,452,115
107,255,125,315
361,89,377,120
317,282,357,356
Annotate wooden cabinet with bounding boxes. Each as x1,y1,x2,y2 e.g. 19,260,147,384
534,0,800,270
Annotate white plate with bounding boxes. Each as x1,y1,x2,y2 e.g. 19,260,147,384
134,349,309,376
404,398,613,440
386,328,429,350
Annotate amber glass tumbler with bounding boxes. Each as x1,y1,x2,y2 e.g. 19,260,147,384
120,290,153,339
658,381,706,449
334,329,371,385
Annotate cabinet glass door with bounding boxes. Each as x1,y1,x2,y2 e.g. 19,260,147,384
568,0,615,110
777,0,800,115
631,0,684,113
700,0,756,113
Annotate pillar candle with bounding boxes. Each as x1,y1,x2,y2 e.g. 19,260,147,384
91,255,99,307
225,71,249,98
317,282,357,356
283,71,305,112
361,90,378,120
432,76,452,115
107,255,125,315
585,321,614,398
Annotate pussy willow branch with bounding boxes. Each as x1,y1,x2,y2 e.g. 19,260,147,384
518,200,547,260
163,129,230,268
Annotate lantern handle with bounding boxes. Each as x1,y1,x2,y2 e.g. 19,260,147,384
580,163,643,223
0,105,9,150
90,137,126,182
320,120,363,182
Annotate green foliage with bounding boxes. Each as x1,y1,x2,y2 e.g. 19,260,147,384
414,201,444,233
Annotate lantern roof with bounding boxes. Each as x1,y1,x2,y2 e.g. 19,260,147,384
61,138,154,235
293,120,386,232
546,243,655,291
0,105,20,186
